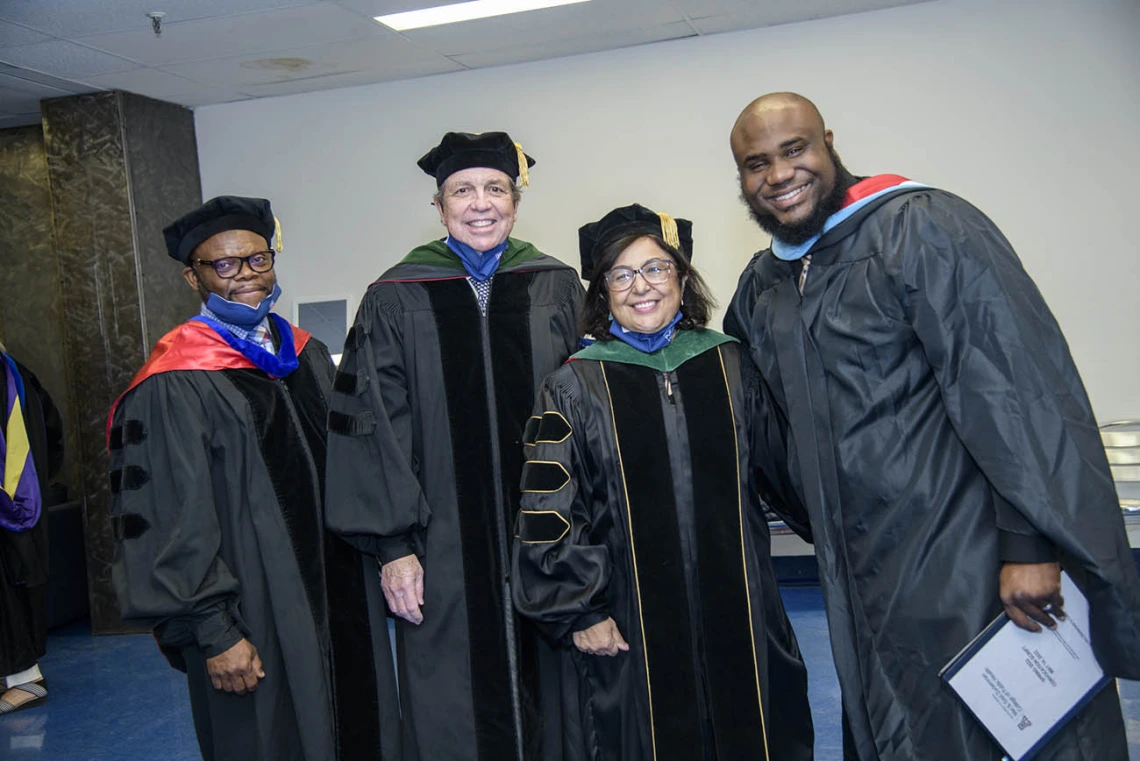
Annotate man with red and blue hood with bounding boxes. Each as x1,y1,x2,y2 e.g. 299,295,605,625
725,92,1140,761
108,196,399,761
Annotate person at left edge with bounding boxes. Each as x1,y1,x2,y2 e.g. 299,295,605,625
0,346,63,716
325,132,585,761
107,196,400,761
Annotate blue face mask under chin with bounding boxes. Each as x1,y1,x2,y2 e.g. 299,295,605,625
205,282,282,328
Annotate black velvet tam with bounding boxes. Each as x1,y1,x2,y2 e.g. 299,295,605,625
163,195,274,263
577,203,693,281
417,131,535,187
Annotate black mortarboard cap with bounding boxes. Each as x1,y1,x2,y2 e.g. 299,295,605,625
417,131,535,187
578,203,693,281
163,195,277,264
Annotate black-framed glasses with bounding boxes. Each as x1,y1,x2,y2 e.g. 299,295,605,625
603,258,675,292
193,250,276,279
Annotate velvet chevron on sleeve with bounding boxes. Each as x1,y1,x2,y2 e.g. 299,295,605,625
513,333,814,761
110,330,400,761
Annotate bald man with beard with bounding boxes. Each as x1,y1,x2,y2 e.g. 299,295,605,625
724,92,1140,761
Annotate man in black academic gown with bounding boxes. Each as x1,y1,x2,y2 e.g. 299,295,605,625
325,132,584,761
725,92,1140,761
108,196,399,761
0,348,62,716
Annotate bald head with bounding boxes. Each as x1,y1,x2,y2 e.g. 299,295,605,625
731,92,826,143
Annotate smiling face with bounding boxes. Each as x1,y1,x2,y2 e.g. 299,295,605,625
731,96,841,244
182,228,277,306
435,167,518,251
606,236,685,335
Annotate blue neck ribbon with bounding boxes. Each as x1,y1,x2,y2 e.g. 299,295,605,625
204,283,283,328
445,236,508,282
192,313,300,378
608,312,683,354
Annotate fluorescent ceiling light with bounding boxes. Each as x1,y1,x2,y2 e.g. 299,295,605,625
375,0,592,31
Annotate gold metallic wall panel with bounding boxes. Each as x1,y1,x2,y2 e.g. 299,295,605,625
120,92,202,348
0,124,78,490
41,91,201,633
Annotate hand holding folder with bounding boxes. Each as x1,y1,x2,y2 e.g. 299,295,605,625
940,571,1109,761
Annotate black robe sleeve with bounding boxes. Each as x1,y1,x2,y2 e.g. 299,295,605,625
728,261,814,542
110,375,248,658
512,373,612,641
741,357,814,542
724,252,764,351
896,195,1140,676
17,361,64,484
325,287,432,563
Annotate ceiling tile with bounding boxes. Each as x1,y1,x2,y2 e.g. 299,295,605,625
688,0,926,33
0,19,52,47
0,84,42,114
76,4,391,67
0,0,935,119
0,40,140,78
450,20,695,69
0,113,42,128
0,61,91,92
75,66,216,99
0,0,324,38
334,0,501,16
234,61,461,97
160,35,454,87
0,70,84,99
672,0,758,16
401,1,685,56
167,90,251,108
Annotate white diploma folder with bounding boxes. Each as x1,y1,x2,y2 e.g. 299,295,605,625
940,571,1111,761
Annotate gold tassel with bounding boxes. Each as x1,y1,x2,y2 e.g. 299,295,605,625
658,212,680,251
273,215,284,253
515,142,530,187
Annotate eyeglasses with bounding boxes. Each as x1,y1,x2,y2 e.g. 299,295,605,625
603,258,675,292
192,250,276,279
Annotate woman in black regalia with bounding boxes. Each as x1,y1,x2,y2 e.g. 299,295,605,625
512,204,814,761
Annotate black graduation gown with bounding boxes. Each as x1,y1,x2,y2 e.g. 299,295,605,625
109,321,399,761
725,185,1140,761
325,238,584,761
0,359,63,677
512,331,814,761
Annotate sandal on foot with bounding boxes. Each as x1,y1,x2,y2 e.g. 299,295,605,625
0,680,48,715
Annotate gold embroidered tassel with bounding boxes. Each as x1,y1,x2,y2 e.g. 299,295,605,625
658,212,680,251
515,142,530,187
273,215,284,253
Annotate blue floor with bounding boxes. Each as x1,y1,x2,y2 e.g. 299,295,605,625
3,587,1137,759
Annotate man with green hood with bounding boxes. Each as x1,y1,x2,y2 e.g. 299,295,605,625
326,132,584,761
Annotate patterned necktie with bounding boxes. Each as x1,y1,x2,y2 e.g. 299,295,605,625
471,277,493,316
250,323,276,354
798,254,813,294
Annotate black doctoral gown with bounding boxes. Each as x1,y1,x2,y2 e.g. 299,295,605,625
512,330,814,761
0,359,63,677
325,238,584,761
109,318,399,761
726,184,1140,761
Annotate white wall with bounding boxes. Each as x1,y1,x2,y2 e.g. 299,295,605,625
195,0,1140,420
